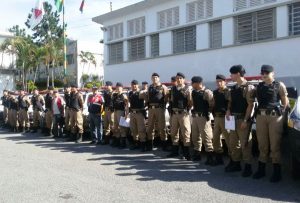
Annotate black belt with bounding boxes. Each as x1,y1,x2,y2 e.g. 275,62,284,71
192,112,207,117
258,109,279,116
149,104,163,109
214,112,225,117
130,109,144,114
173,109,187,114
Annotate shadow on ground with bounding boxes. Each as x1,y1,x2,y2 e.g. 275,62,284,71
1,130,300,202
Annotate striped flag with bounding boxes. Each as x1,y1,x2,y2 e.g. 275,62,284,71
79,0,85,13
54,0,63,12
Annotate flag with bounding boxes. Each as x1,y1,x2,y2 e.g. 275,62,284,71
79,0,85,13
29,0,44,29
54,0,64,12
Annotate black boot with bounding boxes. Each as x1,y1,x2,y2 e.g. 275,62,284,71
242,164,252,177
14,127,18,133
20,127,25,133
110,137,116,147
129,140,139,150
214,153,224,166
225,159,233,171
270,164,282,183
31,127,38,133
25,127,30,133
67,133,75,141
253,161,266,179
119,137,127,149
145,140,153,151
192,150,202,161
140,142,146,152
167,145,179,158
112,137,120,148
75,133,83,143
205,152,215,166
161,140,168,151
183,146,191,161
225,161,242,172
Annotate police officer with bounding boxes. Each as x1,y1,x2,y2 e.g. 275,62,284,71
111,82,128,148
44,87,54,136
31,89,45,133
18,90,30,133
128,80,147,151
190,76,214,165
253,65,289,182
142,73,168,151
64,84,72,137
69,84,84,143
9,93,19,132
167,76,177,118
167,72,192,160
212,74,231,165
102,81,114,145
1,90,9,127
142,81,148,91
87,86,104,144
226,65,254,177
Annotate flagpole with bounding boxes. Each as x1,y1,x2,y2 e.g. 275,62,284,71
63,0,67,84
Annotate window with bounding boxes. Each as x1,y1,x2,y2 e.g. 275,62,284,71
66,54,74,65
158,7,180,29
234,0,276,11
128,37,145,61
151,34,159,57
109,42,123,64
173,26,196,54
235,8,275,44
186,0,213,23
289,2,300,36
107,23,123,41
127,17,145,37
210,20,222,48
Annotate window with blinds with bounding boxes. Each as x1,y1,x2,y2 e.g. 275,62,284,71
158,7,180,29
235,8,275,44
210,20,222,48
109,42,123,64
173,26,196,54
128,37,146,61
234,0,276,11
107,23,123,41
186,0,213,23
127,17,145,37
151,34,159,57
289,2,300,36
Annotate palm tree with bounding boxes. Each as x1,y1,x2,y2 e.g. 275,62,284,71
81,73,89,87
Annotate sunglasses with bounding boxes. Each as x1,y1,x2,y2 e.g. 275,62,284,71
261,72,271,75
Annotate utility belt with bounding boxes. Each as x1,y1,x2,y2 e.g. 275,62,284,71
104,106,114,112
192,112,207,118
130,109,144,114
70,107,81,112
214,112,226,117
232,113,245,120
172,108,188,115
148,103,164,109
257,109,280,117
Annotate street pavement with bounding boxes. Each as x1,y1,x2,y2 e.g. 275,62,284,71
0,129,299,203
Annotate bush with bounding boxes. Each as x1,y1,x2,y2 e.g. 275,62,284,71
27,80,37,93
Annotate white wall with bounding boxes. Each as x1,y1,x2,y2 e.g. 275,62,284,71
104,37,300,86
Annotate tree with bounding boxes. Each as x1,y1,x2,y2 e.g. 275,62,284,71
81,74,89,87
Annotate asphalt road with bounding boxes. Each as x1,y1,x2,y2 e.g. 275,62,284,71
0,130,299,203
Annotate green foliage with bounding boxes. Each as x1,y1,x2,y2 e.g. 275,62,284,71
85,83,93,89
27,80,37,93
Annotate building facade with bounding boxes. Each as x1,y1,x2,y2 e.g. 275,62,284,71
93,0,300,88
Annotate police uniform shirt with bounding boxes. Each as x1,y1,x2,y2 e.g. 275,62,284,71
192,88,214,110
171,85,193,109
213,88,230,113
31,94,44,110
112,92,128,110
18,95,30,109
228,80,255,107
141,84,169,103
253,81,288,102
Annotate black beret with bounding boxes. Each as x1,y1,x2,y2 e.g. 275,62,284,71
142,81,148,85
261,65,274,73
116,82,123,87
176,72,185,78
131,80,139,85
48,86,54,90
152,73,159,77
216,74,226,81
230,65,246,75
64,84,71,88
71,84,77,88
171,76,176,82
191,76,203,83
105,81,113,86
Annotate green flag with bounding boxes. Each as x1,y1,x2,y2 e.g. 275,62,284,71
54,0,63,12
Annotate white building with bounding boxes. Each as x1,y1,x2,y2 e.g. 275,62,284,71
0,31,16,93
93,0,300,88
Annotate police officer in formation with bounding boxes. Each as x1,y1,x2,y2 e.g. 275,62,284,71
0,64,290,183
31,88,45,133
44,87,54,136
1,90,9,127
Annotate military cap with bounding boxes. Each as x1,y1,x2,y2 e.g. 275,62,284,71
171,76,176,82
116,82,123,87
152,73,160,77
142,81,148,85
48,86,54,90
105,81,113,86
261,65,274,73
131,80,139,85
191,76,203,83
176,72,185,78
216,74,226,81
71,84,77,88
230,65,246,75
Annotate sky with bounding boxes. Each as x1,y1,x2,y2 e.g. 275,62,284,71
0,0,141,52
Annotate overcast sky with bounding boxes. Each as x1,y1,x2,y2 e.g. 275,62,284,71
1,0,141,47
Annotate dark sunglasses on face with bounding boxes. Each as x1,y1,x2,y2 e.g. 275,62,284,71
261,71,270,75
